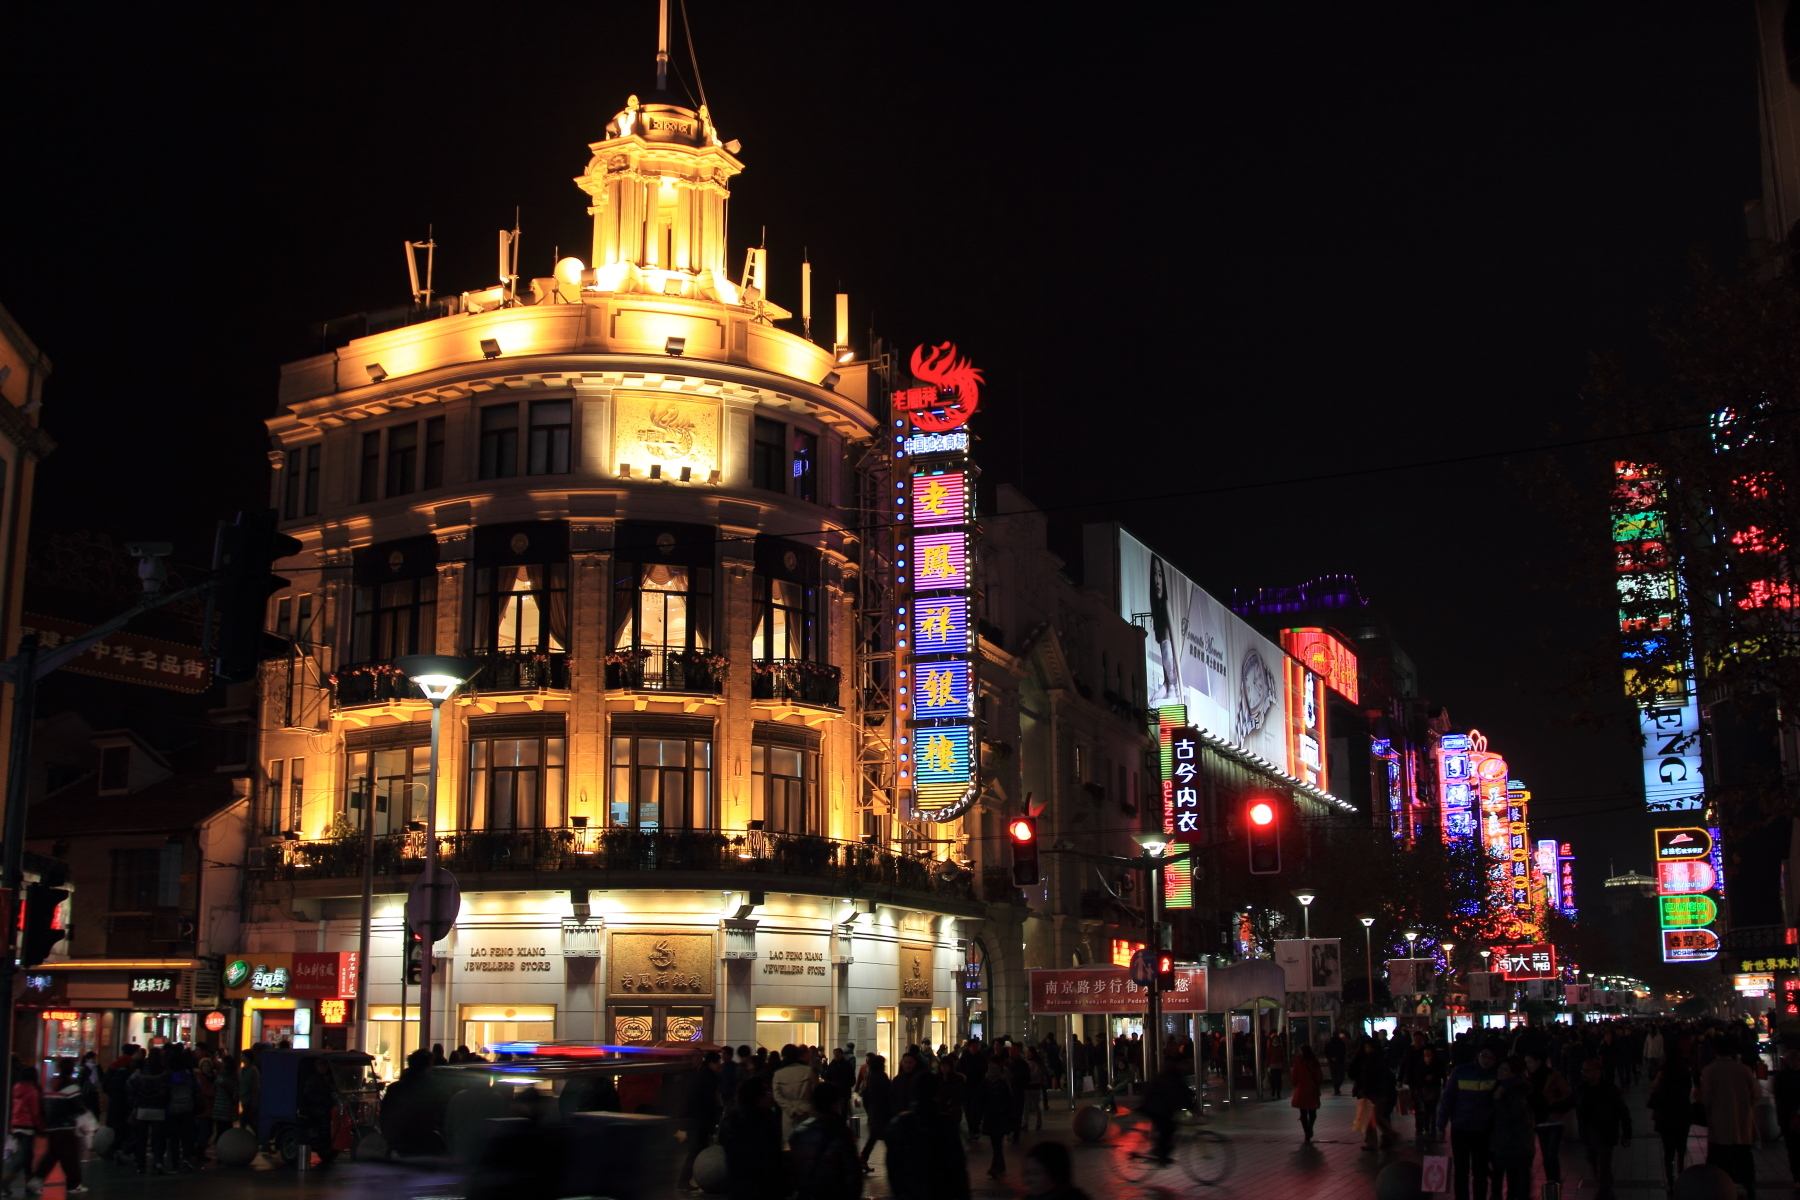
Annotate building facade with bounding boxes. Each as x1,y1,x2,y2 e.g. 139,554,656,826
243,82,985,1077
0,303,52,790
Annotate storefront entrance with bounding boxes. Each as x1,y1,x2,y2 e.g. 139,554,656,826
462,1003,555,1052
607,1003,711,1045
755,1006,821,1051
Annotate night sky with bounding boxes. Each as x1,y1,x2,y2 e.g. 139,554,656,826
0,6,1762,904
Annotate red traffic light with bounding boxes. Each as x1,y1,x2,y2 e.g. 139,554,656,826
1008,818,1036,844
1156,953,1173,973
1249,800,1276,827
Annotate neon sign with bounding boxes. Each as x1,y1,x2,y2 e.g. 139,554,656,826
1154,708,1196,909
893,342,983,433
1438,733,1474,845
895,354,981,823
1495,943,1556,980
1280,628,1359,704
1655,823,1721,962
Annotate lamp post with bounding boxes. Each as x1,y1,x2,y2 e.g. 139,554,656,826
1294,889,1316,1046
396,654,478,1062
1479,949,1492,1025
1133,833,1177,1081
1359,915,1375,1007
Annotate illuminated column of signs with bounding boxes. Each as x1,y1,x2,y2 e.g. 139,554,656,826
1612,462,1704,812
1557,843,1578,918
894,344,981,821
1150,705,1195,909
1654,825,1721,963
1373,738,1404,843
1470,736,1512,915
1437,733,1474,844
1505,779,1537,936
1535,838,1561,912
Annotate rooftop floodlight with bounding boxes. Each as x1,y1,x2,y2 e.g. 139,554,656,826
366,363,388,383
649,464,663,480
822,371,841,390
666,336,686,356
679,466,693,483
480,338,502,359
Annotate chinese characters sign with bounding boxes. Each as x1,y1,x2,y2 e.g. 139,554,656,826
1027,966,1207,1014
22,613,212,694
1494,943,1556,980
1655,823,1720,963
1154,711,1197,910
895,350,981,823
1437,733,1474,845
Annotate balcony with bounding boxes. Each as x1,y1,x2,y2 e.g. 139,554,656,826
471,650,570,693
604,648,728,695
328,662,414,708
750,659,842,708
266,825,979,910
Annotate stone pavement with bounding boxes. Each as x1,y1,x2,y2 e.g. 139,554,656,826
18,1077,1799,1198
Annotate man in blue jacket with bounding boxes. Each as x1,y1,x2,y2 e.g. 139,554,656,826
1437,1045,1500,1200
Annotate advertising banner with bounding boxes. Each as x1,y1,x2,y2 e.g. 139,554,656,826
1284,660,1327,790
1465,971,1503,1004
1101,527,1291,775
1386,959,1428,996
1655,824,1721,964
22,612,212,694
1495,944,1557,980
1281,627,1359,704
1274,940,1309,993
1654,827,1712,861
1027,967,1207,1015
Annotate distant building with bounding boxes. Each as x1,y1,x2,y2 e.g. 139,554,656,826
0,303,52,789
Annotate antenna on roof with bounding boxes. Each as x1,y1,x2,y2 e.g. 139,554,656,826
498,209,521,304
656,0,670,92
405,225,437,307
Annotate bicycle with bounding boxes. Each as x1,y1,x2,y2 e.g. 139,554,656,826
1112,1111,1235,1187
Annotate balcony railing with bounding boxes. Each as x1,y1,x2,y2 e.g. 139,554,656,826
604,647,728,695
471,650,570,693
750,659,842,708
267,825,977,904
328,662,414,708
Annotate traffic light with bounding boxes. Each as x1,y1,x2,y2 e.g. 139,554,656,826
1008,815,1039,885
1247,799,1281,875
1155,951,1176,993
212,509,303,682
406,927,424,985
21,884,67,968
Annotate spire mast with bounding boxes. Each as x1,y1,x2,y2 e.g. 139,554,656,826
656,0,670,92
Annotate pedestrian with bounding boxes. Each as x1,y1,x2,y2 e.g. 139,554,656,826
238,1046,261,1145
935,1055,966,1132
1143,1059,1190,1164
958,1040,986,1140
1648,1051,1694,1189
1487,1056,1535,1200
856,1054,891,1174
980,1059,1014,1178
128,1048,172,1175
890,1049,923,1116
31,1058,87,1195
1700,1036,1759,1198
1022,1047,1047,1132
1022,1140,1091,1200
1265,1032,1287,1099
677,1050,723,1192
1290,1043,1322,1142
717,1074,784,1200
773,1045,817,1141
1408,1045,1446,1145
1643,1025,1666,1082
1005,1044,1031,1143
8,1060,42,1192
76,1052,101,1118
208,1057,239,1152
1436,1044,1498,1200
1325,1029,1348,1096
1574,1056,1629,1200
1773,1045,1800,1190
165,1047,197,1170
1355,1039,1400,1152
101,1048,137,1164
1523,1049,1571,1192
883,1073,969,1200
788,1082,861,1200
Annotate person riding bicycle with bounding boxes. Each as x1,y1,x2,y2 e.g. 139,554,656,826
1142,1059,1192,1163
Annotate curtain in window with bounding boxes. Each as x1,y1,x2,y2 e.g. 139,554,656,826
528,563,570,652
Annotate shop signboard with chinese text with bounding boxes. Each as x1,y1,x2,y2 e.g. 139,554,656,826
21,612,212,694
1028,966,1207,1015
1495,944,1557,980
894,344,983,822
1280,627,1359,704
1655,823,1720,963
224,951,362,1000
128,974,177,1006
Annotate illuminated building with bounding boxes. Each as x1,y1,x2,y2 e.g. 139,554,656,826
242,44,982,1073
0,303,51,790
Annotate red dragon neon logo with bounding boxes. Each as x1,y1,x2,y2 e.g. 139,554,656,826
894,341,983,433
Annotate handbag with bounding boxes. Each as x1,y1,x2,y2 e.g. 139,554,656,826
1352,1098,1376,1133
1420,1153,1450,1192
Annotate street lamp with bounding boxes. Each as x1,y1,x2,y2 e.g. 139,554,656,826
1441,941,1456,975
395,654,479,1062
1358,915,1375,1006
1132,833,1174,1078
1292,890,1317,1047
1403,930,1420,957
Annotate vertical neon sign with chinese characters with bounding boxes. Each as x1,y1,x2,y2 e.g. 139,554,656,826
1162,718,1201,909
895,344,982,820
1557,842,1577,918
1438,733,1474,845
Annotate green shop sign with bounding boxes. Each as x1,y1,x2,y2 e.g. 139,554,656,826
1658,894,1717,928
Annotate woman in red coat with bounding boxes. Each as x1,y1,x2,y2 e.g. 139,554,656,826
1290,1043,1323,1142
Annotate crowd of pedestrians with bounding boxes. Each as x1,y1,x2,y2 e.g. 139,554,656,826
702,1034,1091,1200
1271,1017,1790,1200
